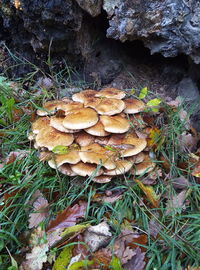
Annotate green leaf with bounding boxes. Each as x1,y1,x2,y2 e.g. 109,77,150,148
104,145,117,152
52,145,69,155
61,224,90,238
130,88,135,95
109,256,123,270
138,87,148,99
68,260,94,270
53,245,73,270
146,98,162,107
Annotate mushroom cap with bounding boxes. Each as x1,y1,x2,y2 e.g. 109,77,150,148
131,154,156,175
85,97,125,116
127,152,145,164
75,131,95,146
94,136,110,145
32,117,50,134
124,99,145,114
85,120,110,137
50,116,80,133
48,151,80,168
79,143,116,170
58,164,77,176
63,108,98,130
37,100,67,116
72,89,98,103
35,126,74,150
100,115,130,133
70,162,103,177
108,133,147,157
92,175,113,183
95,88,126,99
104,159,133,175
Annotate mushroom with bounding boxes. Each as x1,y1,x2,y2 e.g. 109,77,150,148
70,162,103,177
85,120,110,137
63,108,99,129
79,143,116,170
32,117,50,134
124,99,145,114
95,88,126,99
104,159,133,175
72,89,98,103
75,131,95,146
50,116,80,133
92,175,113,183
58,164,77,176
48,151,80,168
37,100,68,116
35,126,74,150
100,115,130,133
131,154,156,175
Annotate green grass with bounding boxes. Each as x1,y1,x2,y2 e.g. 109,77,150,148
0,66,200,270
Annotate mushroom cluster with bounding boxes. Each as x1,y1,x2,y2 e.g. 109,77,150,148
28,88,156,183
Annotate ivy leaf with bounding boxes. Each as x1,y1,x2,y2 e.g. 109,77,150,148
146,98,162,107
52,145,69,155
47,201,87,232
138,87,148,99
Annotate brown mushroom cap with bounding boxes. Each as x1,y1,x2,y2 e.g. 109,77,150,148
92,175,113,183
127,152,145,163
35,126,74,150
74,131,95,146
32,117,50,134
63,108,98,130
85,97,125,116
70,162,103,177
72,89,98,103
124,99,145,114
131,154,156,175
108,133,147,157
58,164,77,176
50,116,80,133
48,151,80,168
36,100,67,116
79,143,116,170
85,120,110,137
94,136,110,145
100,115,130,133
95,88,126,99
104,159,133,175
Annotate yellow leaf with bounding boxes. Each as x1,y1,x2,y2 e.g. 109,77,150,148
52,145,69,155
138,87,148,99
61,224,90,238
135,179,159,208
68,260,94,270
146,98,162,107
130,88,135,95
53,245,73,270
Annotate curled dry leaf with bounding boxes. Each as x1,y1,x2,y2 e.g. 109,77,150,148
84,221,112,252
123,247,146,270
28,196,49,229
5,150,31,164
166,190,187,215
47,201,87,232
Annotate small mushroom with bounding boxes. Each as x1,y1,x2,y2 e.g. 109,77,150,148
95,88,126,99
124,99,145,114
50,116,80,133
72,89,98,103
58,164,77,176
70,162,103,177
63,108,99,129
79,143,116,170
131,154,156,175
35,126,74,150
85,120,110,137
104,159,133,175
37,100,68,116
100,115,130,133
92,175,113,183
48,151,80,168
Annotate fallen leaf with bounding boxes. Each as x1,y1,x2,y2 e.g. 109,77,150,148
179,132,199,152
166,190,187,215
84,222,112,252
52,245,73,270
20,227,48,270
28,195,49,229
135,179,159,208
91,248,112,269
138,87,148,99
148,218,161,238
47,201,87,232
123,247,146,270
5,150,31,164
171,176,190,191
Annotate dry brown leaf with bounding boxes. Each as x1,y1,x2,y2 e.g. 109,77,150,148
5,150,31,164
123,247,146,270
84,221,112,252
28,196,49,229
92,248,112,269
47,201,87,232
171,176,190,191
166,190,187,215
179,132,199,152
